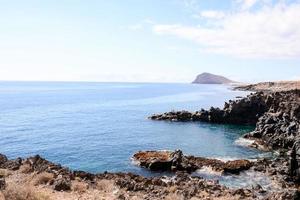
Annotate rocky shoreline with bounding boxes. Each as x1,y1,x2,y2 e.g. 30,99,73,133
0,151,299,199
1,87,299,199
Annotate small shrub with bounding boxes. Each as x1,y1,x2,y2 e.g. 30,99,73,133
72,181,88,194
0,169,12,178
96,179,115,193
168,186,177,193
165,192,184,200
32,172,54,186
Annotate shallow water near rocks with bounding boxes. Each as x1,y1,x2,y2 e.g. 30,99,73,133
0,82,269,186
194,167,277,190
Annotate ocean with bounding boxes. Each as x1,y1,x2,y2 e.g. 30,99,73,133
0,81,262,176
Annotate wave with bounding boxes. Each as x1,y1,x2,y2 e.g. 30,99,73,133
234,137,255,147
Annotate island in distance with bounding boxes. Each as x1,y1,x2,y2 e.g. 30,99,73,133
192,72,235,84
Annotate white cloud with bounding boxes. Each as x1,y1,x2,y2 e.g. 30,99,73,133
235,0,274,10
153,1,300,58
237,0,260,10
198,10,225,19
183,0,199,9
128,24,143,31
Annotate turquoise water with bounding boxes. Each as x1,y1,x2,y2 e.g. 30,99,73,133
0,82,260,175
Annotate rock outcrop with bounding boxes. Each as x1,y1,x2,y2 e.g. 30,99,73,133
150,91,269,125
290,139,300,182
244,90,300,150
53,176,71,191
0,178,5,190
0,154,7,165
133,150,252,174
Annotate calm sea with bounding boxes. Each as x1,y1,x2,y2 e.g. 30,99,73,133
0,82,261,176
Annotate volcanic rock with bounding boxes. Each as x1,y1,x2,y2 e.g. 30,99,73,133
0,154,7,166
53,176,71,191
0,178,5,190
149,91,269,125
133,150,252,174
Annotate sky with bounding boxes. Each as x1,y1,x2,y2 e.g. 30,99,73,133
0,0,300,83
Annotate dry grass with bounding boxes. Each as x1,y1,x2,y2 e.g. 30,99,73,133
164,192,184,200
19,164,32,174
167,186,177,193
0,169,12,178
72,180,88,194
0,192,5,200
32,172,54,186
96,179,115,193
2,183,51,200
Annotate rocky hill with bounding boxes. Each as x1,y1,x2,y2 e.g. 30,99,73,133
192,72,234,84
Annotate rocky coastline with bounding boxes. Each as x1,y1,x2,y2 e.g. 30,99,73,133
0,151,299,200
148,88,300,199
1,86,300,199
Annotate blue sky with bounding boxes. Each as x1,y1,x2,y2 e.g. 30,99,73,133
0,0,299,83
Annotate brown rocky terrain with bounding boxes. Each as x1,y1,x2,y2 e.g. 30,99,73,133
235,81,300,92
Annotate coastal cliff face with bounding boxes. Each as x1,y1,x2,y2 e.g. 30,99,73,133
244,90,300,149
150,92,269,125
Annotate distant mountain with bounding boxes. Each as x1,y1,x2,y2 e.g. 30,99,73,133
192,72,234,84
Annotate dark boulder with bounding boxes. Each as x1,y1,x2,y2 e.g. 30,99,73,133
24,155,72,178
0,154,8,166
1,158,22,170
290,138,300,182
133,150,189,172
0,178,5,190
223,160,252,174
53,177,71,191
73,170,95,181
